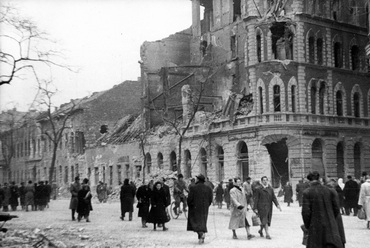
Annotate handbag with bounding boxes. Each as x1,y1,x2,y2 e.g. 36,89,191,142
277,189,284,197
358,208,366,220
300,224,308,246
252,213,261,226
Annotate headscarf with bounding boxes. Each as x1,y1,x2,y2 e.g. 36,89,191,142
337,178,344,190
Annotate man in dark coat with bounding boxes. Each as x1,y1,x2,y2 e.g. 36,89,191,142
19,182,26,210
343,175,360,216
36,181,48,211
253,176,281,239
302,171,344,248
69,176,81,221
296,178,309,207
9,181,19,211
136,180,153,228
187,174,213,244
120,178,136,221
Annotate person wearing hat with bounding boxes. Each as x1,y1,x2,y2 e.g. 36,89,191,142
187,174,213,244
69,176,81,221
173,174,188,215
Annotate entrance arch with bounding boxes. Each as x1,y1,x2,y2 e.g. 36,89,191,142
237,141,249,181
312,139,325,177
336,142,344,178
170,151,177,172
265,138,289,188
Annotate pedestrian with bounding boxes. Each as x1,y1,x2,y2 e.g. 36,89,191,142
147,181,170,231
103,183,109,202
205,177,214,191
187,174,213,244
33,182,38,210
2,183,11,212
173,174,188,215
224,179,233,210
24,180,35,211
120,178,135,221
45,181,52,208
0,184,4,208
283,181,293,207
36,181,48,211
253,176,281,239
69,176,81,221
343,175,360,216
229,177,254,240
242,177,254,206
9,181,19,211
336,178,345,215
19,182,26,210
358,174,370,229
189,178,196,189
302,171,344,248
296,178,309,207
136,180,153,228
77,178,92,222
214,182,224,209
96,181,105,203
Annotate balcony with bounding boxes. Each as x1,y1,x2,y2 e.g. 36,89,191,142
183,112,370,136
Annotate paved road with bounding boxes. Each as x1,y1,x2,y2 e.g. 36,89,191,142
4,198,369,247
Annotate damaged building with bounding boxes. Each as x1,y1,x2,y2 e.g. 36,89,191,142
135,0,370,188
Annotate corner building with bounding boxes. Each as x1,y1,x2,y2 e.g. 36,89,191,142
141,0,370,188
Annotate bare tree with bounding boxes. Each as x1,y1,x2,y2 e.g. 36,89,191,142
36,80,78,184
0,5,73,86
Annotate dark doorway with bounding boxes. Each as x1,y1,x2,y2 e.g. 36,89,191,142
265,139,289,188
237,141,249,181
312,139,325,177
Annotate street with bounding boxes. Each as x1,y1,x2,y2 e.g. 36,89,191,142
2,198,369,248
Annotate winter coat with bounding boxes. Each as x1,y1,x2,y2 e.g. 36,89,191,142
253,185,279,226
215,184,224,203
77,185,92,217
69,182,81,210
9,185,19,207
1,186,10,207
96,184,106,202
25,184,35,206
147,187,169,224
187,181,213,233
358,179,370,221
343,179,360,208
36,184,49,206
162,184,171,207
228,186,252,229
296,181,309,204
136,184,151,218
283,184,293,203
224,183,233,204
120,184,136,213
335,185,345,208
302,181,344,248
19,185,26,205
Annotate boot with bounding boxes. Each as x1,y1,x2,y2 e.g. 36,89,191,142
86,216,90,222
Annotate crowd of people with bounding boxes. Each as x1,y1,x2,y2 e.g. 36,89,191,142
0,180,52,212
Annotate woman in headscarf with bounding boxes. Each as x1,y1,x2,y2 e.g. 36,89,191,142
77,178,93,222
336,178,345,214
147,181,170,231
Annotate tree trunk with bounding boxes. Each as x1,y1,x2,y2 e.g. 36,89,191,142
177,135,183,175
48,144,58,184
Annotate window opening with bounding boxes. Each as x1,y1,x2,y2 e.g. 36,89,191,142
336,91,343,116
351,45,360,71
309,36,315,63
233,0,241,22
259,86,264,114
334,42,342,68
319,82,326,115
291,85,296,113
317,38,323,65
354,92,360,117
271,23,293,60
257,33,262,62
273,85,281,112
311,85,317,114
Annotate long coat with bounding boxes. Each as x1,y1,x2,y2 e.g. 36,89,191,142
77,185,93,217
253,185,279,226
136,184,151,218
302,181,344,248
69,182,81,210
147,187,169,224
358,179,370,221
215,184,224,203
187,181,213,233
1,186,10,207
9,185,19,207
228,186,252,229
343,179,360,208
25,184,35,206
283,184,293,203
120,184,136,213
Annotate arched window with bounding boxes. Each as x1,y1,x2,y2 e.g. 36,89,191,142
309,36,315,63
217,146,224,182
157,153,163,169
336,142,344,179
199,148,207,177
354,92,360,117
319,82,326,115
259,86,264,114
291,85,296,113
336,91,343,116
354,143,361,179
145,153,152,174
170,151,177,172
317,38,323,65
257,32,262,62
311,85,317,114
237,141,249,181
334,42,342,68
273,85,281,112
351,45,360,71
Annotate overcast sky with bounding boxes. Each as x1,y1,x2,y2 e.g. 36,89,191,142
0,0,192,112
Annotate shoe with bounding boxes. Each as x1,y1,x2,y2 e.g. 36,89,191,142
367,221,370,229
247,234,255,240
163,227,168,231
266,235,271,239
86,219,90,223
142,225,148,228
120,217,124,221
72,217,76,221
158,224,163,227
258,230,264,237
232,235,238,239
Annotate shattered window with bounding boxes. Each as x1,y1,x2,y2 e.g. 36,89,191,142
309,36,315,63
271,23,293,60
351,45,360,71
259,87,264,114
273,85,281,112
291,85,296,113
334,42,342,68
311,85,317,114
257,32,262,62
336,91,343,116
354,92,360,117
319,82,326,115
317,38,323,65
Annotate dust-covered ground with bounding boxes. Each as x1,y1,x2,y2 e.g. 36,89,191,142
1,198,369,248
